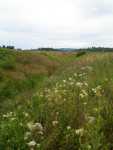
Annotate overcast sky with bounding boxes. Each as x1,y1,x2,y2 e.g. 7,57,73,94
0,0,113,49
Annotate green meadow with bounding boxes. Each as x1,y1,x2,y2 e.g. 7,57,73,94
0,48,113,149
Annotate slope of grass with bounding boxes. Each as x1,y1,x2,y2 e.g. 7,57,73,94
0,49,79,113
0,50,113,149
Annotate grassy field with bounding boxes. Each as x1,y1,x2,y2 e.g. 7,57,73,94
0,49,113,149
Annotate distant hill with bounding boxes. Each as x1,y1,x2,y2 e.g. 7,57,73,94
57,48,76,51
27,47,113,52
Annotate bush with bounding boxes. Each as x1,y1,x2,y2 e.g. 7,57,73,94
0,49,16,70
76,51,86,57
0,60,15,70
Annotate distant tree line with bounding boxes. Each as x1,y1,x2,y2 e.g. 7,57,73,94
38,48,58,51
38,47,113,52
0,45,15,49
77,47,113,52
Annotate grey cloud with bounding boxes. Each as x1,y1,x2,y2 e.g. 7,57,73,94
0,0,113,48
77,0,113,18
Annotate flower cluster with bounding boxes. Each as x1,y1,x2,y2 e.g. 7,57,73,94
24,122,44,148
92,85,102,97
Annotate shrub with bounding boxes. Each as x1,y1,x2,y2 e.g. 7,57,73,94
0,49,16,70
0,60,15,70
76,51,86,57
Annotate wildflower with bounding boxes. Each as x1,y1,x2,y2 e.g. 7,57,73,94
80,90,88,98
80,93,85,98
3,112,14,118
96,85,102,90
27,140,36,147
92,88,96,94
54,89,58,93
67,126,71,130
27,122,34,131
76,82,83,88
23,112,29,117
52,121,59,127
83,102,87,105
87,116,95,124
24,132,31,140
56,112,59,116
38,131,43,135
10,117,16,121
74,73,77,77
96,90,102,97
63,80,66,83
2,114,7,118
75,128,84,136
33,123,43,131
20,122,23,126
84,82,88,87
9,112,13,115
92,86,102,97
64,98,66,102
82,89,88,95
27,122,43,132
87,145,92,149
69,77,72,81
78,74,83,77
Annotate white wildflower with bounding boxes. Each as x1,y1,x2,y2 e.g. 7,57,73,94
54,89,58,93
74,73,77,77
63,80,66,83
76,82,83,88
27,122,34,131
38,131,43,135
80,93,85,98
87,116,95,124
81,90,88,96
67,126,71,130
27,122,43,132
75,128,84,136
24,132,31,140
84,82,88,87
78,74,83,77
83,102,87,105
69,77,72,81
10,117,16,121
27,140,36,147
64,98,66,102
80,90,88,98
87,145,92,149
23,112,29,117
33,123,43,131
52,121,59,127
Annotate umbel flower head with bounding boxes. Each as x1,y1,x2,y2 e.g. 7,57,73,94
27,122,43,132
27,140,36,148
75,128,84,136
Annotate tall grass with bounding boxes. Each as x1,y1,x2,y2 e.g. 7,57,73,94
0,52,113,149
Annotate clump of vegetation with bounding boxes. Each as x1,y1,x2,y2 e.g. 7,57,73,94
76,51,86,57
0,49,16,70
